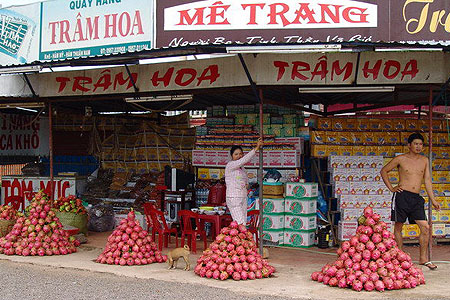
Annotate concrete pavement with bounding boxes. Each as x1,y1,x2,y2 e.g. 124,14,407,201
0,232,449,300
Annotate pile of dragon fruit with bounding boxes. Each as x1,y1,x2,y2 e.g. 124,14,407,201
311,207,425,292
194,221,275,280
96,210,167,265
0,191,79,256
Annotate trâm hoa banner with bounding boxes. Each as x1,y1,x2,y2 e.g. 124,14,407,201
156,0,450,48
0,4,40,66
40,0,154,61
0,114,49,156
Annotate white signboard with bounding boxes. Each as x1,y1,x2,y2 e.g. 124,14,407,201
0,4,40,66
164,0,378,31
1,176,81,207
0,114,49,155
40,0,154,61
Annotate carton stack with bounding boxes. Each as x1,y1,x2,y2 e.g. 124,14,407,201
259,182,318,248
282,182,318,248
329,156,393,241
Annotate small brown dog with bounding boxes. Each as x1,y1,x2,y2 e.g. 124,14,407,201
167,244,190,271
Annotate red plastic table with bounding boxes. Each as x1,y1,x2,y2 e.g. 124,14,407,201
197,213,232,238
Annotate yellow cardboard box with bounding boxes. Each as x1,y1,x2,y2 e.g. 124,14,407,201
352,146,366,156
402,224,420,237
198,168,210,180
312,145,328,157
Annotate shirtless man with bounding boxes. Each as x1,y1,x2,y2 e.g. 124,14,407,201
380,133,441,270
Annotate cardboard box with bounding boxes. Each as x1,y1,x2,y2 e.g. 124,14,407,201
285,182,318,198
402,224,420,237
192,150,205,166
282,230,315,248
433,223,446,236
439,210,450,222
282,151,300,167
445,224,450,236
262,214,284,230
340,208,363,221
216,151,229,166
311,145,327,157
262,198,285,214
284,214,316,231
284,198,317,215
338,221,358,241
267,151,283,167
262,230,284,244
197,168,209,180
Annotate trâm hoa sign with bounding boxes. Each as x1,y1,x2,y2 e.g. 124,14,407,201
163,0,377,30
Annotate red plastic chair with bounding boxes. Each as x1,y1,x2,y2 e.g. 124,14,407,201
142,202,156,240
5,195,24,212
178,210,207,254
247,210,260,246
149,208,178,251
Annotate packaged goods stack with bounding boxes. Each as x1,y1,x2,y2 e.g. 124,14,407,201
193,104,304,178
281,182,318,248
311,116,450,243
260,182,285,246
329,156,392,241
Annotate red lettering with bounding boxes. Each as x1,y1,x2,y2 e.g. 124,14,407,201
207,3,230,25
105,13,118,38
131,10,144,35
383,60,401,80
62,181,70,198
342,7,368,23
401,60,419,80
2,180,11,199
6,135,12,150
319,4,342,23
197,65,220,85
72,76,92,92
292,61,311,81
331,61,353,81
292,3,318,24
56,77,71,93
59,20,71,43
242,3,265,25
86,16,100,40
113,72,137,90
49,21,58,44
118,12,131,37
23,134,31,149
268,3,290,26
274,61,289,81
11,179,21,196
21,180,33,200
362,60,382,80
151,68,175,87
175,68,197,86
177,8,205,25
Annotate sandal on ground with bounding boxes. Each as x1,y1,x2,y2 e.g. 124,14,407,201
420,262,438,270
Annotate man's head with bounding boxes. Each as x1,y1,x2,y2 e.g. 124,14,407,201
407,132,424,154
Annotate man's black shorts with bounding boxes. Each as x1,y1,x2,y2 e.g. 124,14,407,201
391,190,427,224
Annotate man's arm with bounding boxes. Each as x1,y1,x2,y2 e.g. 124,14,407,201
423,158,441,211
380,157,402,193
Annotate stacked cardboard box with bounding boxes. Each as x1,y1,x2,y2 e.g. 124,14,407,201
330,156,393,241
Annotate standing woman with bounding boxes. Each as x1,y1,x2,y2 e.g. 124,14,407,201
225,138,263,224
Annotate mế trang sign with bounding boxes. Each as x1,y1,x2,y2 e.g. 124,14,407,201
156,0,450,47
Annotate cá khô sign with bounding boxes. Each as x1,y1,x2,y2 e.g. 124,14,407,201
0,114,49,156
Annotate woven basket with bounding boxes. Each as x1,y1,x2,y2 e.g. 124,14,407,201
0,219,15,237
263,183,284,197
55,211,88,235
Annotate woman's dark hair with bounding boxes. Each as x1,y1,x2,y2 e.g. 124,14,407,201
408,132,424,144
230,145,243,156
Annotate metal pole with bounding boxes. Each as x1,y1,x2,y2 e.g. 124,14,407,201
48,102,54,201
428,87,433,262
258,89,264,257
